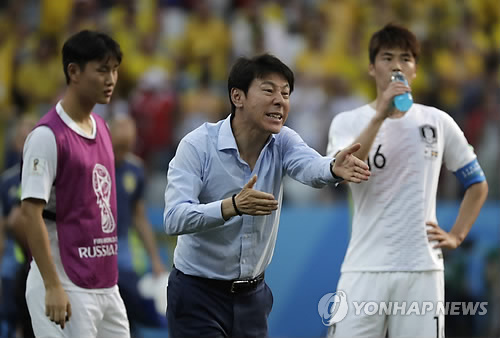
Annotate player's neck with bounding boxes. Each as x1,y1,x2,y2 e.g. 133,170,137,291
61,89,95,123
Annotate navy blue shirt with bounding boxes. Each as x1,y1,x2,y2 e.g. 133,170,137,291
0,163,22,279
115,154,145,271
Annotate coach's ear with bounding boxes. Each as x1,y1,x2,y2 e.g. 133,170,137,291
230,88,244,109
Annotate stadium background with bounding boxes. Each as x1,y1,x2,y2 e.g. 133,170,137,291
0,0,498,337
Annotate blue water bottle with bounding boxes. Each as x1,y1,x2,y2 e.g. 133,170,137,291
391,71,413,112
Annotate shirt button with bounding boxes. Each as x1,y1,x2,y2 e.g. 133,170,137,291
242,259,246,264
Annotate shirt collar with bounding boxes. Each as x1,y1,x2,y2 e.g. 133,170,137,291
217,115,276,151
56,101,97,139
217,115,238,151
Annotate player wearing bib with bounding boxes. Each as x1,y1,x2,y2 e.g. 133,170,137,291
326,24,488,338
18,31,130,338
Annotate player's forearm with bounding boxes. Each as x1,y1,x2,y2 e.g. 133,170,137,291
134,202,162,261
350,116,385,161
7,207,29,250
450,181,488,244
20,203,61,288
135,220,162,261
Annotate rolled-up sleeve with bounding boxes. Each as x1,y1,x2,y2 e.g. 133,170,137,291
163,139,225,235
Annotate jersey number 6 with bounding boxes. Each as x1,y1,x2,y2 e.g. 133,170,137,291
367,144,386,170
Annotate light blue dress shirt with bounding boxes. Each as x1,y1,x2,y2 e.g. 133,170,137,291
164,115,337,280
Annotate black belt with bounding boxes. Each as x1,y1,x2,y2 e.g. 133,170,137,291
177,268,265,294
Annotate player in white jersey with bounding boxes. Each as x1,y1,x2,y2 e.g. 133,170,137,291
326,24,488,338
17,31,130,338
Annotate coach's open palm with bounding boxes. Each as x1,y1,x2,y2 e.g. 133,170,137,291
46,284,72,329
332,143,371,183
235,175,278,216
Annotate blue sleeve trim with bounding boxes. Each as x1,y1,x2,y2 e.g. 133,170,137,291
454,159,486,190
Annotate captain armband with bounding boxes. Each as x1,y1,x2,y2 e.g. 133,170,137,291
454,159,486,190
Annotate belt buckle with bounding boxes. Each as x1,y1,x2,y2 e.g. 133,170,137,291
231,280,249,293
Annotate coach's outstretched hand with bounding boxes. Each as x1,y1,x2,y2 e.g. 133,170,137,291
221,175,279,220
235,175,278,216
331,143,371,183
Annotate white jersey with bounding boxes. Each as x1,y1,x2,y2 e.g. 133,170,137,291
22,101,115,293
327,104,476,272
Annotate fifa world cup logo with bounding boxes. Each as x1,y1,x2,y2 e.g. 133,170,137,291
93,164,116,233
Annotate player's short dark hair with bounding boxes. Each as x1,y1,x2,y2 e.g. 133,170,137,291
228,53,294,115
368,23,420,64
62,30,123,84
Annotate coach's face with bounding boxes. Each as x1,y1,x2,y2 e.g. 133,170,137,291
236,73,290,136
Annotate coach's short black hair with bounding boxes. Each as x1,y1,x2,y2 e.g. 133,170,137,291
228,53,294,115
62,30,123,84
368,23,420,64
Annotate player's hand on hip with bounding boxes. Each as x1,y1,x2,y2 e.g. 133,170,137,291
426,221,460,249
45,284,72,329
235,175,278,216
332,143,371,183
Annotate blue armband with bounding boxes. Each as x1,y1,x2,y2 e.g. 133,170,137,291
454,159,485,190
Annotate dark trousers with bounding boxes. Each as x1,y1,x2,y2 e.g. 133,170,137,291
167,268,273,338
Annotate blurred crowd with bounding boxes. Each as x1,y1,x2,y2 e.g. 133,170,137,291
0,0,499,205
0,1,498,337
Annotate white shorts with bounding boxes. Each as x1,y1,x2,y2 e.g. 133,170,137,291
327,271,444,338
26,266,130,338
